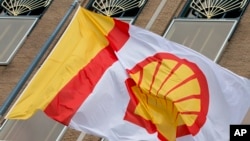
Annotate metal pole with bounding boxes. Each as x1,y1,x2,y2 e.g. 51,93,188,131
0,0,79,117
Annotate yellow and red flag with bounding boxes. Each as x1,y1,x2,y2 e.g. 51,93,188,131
6,6,250,141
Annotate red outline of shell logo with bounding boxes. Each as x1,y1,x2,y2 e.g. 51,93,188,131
124,53,209,141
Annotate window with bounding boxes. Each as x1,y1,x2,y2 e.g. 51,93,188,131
0,0,53,65
86,0,148,24
0,17,38,65
163,19,237,62
163,0,249,62
0,111,66,141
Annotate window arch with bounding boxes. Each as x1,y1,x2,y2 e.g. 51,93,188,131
86,0,148,23
179,0,249,19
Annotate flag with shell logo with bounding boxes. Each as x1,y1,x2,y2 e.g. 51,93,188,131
6,6,250,141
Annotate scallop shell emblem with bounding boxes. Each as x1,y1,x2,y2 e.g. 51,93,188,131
1,0,52,16
92,0,146,16
124,53,209,140
190,0,248,18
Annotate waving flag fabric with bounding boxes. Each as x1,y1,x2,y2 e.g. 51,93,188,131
6,6,250,141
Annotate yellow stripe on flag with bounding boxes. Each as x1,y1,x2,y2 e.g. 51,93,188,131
6,7,115,119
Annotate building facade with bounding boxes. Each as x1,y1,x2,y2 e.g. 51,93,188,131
0,0,249,140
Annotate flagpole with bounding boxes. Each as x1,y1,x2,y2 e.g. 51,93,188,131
0,0,80,117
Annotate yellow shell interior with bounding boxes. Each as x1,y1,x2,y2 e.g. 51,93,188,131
129,59,201,140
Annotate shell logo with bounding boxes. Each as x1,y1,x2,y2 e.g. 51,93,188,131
124,53,209,141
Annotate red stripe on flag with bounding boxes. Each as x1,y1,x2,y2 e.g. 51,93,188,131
107,19,129,51
44,20,130,125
